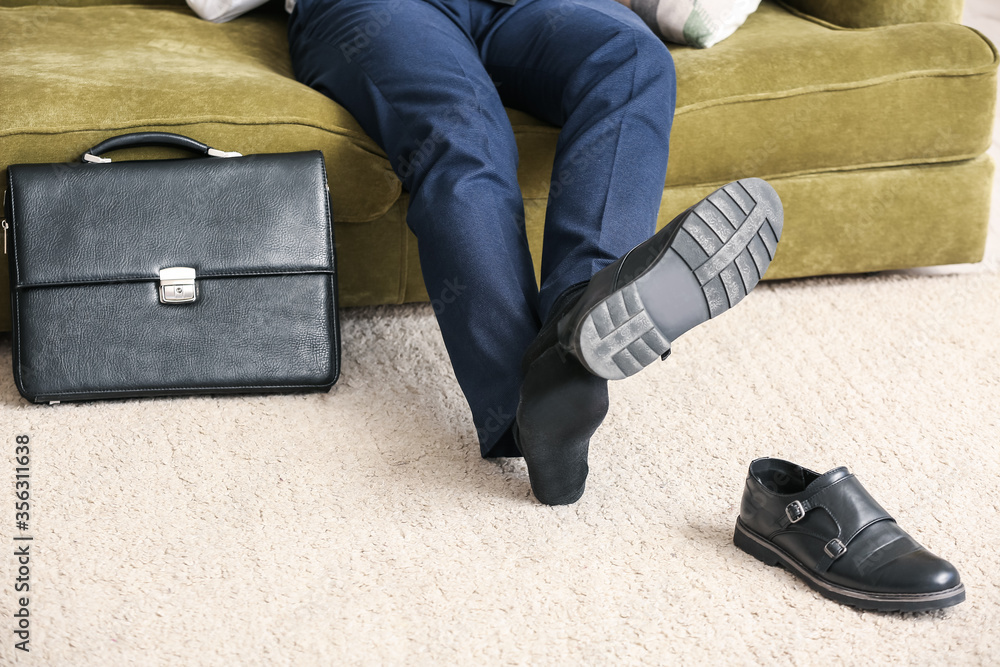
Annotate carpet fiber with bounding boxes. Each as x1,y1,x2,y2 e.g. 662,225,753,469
2,7,999,667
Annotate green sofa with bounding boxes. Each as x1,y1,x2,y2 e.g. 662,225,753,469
1,0,996,332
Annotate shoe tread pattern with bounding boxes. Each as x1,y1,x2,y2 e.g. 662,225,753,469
684,179,782,318
579,178,781,380
582,283,670,379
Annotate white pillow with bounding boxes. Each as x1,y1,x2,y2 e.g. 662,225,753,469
621,0,762,48
186,0,269,22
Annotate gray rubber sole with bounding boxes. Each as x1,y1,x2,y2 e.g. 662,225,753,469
573,178,784,380
734,517,966,612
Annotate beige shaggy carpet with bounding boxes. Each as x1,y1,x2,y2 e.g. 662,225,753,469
2,7,999,667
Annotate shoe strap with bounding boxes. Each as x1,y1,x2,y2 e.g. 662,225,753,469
778,474,895,573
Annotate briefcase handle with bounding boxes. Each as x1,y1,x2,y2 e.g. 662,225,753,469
81,132,243,164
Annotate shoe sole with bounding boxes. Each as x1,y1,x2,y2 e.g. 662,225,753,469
567,178,783,381
733,517,966,612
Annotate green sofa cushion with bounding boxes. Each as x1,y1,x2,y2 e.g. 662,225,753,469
664,2,996,187
509,3,997,195
781,0,965,29
2,4,403,224
397,154,994,304
2,1,995,210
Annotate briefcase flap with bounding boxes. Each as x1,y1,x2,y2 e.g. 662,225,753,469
6,151,333,288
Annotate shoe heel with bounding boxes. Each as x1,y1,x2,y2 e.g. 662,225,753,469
733,519,781,567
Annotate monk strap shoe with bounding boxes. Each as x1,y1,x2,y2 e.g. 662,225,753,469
733,457,965,612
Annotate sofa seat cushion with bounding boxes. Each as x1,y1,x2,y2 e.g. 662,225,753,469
663,1,997,187
0,4,407,223
781,0,964,29
516,1,997,196
3,1,996,210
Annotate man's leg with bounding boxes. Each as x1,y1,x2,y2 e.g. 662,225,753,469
287,0,540,457
448,0,676,503
473,0,676,323
469,0,782,505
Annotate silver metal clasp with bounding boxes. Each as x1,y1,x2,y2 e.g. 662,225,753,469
159,267,197,304
824,538,847,560
785,500,806,524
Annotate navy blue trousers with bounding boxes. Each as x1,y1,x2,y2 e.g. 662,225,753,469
288,0,676,457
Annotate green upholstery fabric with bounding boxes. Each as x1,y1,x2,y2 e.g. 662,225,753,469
506,2,998,191
7,3,991,209
393,155,994,303
0,0,996,332
2,5,400,223
781,0,964,29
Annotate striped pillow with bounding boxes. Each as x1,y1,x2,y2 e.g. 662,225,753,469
622,0,762,48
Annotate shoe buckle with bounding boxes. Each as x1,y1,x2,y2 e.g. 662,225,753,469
824,538,847,560
785,500,806,524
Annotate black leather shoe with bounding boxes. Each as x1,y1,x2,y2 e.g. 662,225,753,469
557,178,783,380
734,457,965,612
515,283,609,505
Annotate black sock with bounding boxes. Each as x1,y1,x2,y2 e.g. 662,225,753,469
515,281,608,505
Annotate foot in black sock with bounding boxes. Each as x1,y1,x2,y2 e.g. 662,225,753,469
515,284,609,505
515,179,783,503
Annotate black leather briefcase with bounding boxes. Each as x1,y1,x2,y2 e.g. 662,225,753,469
2,132,340,403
